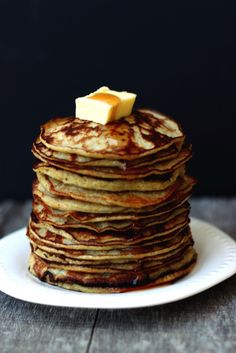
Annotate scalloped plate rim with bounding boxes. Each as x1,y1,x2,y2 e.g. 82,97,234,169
0,217,236,309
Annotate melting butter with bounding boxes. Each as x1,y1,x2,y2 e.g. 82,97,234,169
75,86,136,125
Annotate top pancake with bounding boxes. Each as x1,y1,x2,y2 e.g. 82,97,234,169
40,109,184,160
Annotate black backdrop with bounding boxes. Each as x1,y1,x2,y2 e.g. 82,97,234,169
1,0,236,199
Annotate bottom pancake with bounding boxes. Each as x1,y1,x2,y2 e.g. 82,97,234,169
28,246,197,293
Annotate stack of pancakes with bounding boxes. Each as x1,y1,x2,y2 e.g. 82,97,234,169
27,109,197,293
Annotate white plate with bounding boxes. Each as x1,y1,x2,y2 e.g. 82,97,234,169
0,218,236,309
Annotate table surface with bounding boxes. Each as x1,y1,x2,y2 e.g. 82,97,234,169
0,198,236,353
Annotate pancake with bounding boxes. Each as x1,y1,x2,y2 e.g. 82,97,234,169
37,172,184,208
33,137,181,169
32,197,190,230
33,175,181,213
27,105,197,293
40,109,185,160
28,233,194,273
33,146,192,179
29,261,196,293
32,176,194,227
29,246,197,293
31,199,189,231
28,226,192,261
28,209,190,250
31,236,193,267
33,164,184,192
31,239,194,271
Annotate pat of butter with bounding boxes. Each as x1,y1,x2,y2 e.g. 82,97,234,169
75,86,136,124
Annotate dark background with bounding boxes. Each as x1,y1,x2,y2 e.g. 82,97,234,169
1,0,236,199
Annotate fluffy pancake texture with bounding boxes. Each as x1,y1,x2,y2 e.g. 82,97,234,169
27,109,197,293
40,109,185,159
